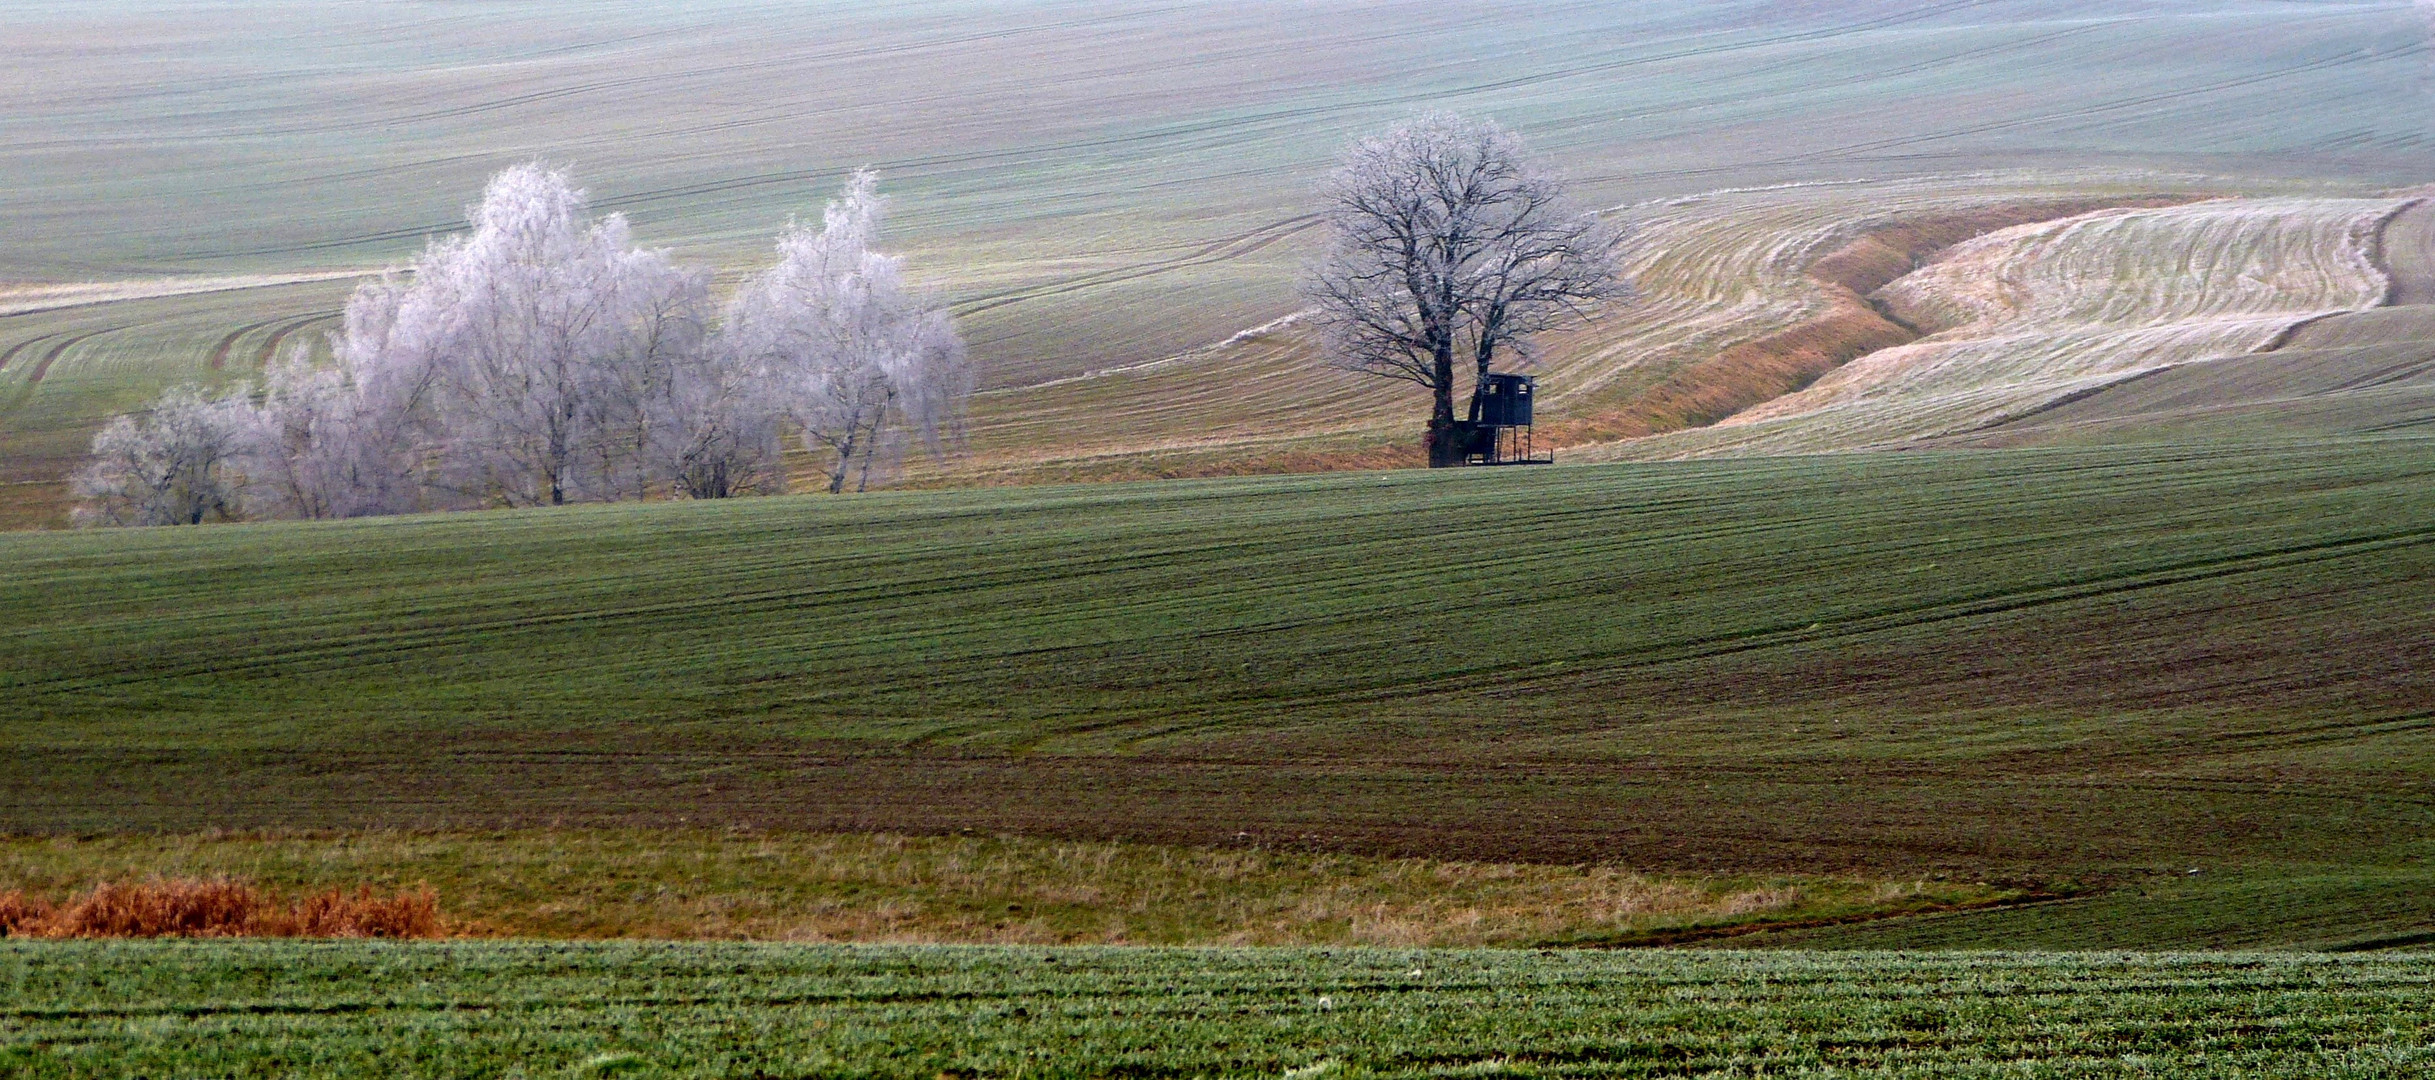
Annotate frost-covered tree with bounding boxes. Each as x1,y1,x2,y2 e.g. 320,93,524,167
72,385,255,527
1303,114,1626,466
393,164,713,507
241,345,395,520
722,172,970,493
652,336,783,500
77,165,967,524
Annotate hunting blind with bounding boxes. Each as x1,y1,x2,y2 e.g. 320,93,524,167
1458,373,1553,466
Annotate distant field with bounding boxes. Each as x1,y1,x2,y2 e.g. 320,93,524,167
6,943,2433,1077
1943,199,2435,448
1603,197,2404,456
7,1,2435,523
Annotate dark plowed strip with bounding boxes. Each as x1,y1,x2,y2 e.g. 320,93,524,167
255,311,340,366
0,332,58,374
207,319,280,371
23,328,116,389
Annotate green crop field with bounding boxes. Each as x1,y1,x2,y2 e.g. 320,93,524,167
14,4,2435,1070
7,943,2435,1077
7,438,2433,948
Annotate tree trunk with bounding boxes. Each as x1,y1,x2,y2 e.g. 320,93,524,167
1426,343,1461,467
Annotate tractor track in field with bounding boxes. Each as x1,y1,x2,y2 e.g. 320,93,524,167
3,328,122,414
207,311,338,371
253,311,341,367
0,332,61,375
25,329,120,389
1174,526,2435,722
205,319,281,371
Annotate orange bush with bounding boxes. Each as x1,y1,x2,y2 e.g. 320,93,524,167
292,885,441,939
0,879,443,939
0,890,53,936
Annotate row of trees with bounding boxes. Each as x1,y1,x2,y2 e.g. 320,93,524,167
76,166,968,526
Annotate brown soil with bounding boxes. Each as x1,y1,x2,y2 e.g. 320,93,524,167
1541,198,2201,446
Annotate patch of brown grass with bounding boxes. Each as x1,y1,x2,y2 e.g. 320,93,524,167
0,878,441,939
0,890,51,935
0,831,2013,946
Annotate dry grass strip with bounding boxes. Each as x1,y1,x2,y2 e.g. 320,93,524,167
0,879,439,939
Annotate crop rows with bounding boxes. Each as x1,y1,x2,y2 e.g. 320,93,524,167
5,943,2434,1077
3,441,2430,906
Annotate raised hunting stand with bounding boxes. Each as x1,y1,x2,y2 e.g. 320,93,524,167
1454,373,1553,466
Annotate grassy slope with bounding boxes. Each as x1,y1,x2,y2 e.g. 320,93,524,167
0,831,2005,947
5,943,2433,1077
7,440,2433,945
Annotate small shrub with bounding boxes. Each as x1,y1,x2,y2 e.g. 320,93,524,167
0,879,443,939
0,890,53,937
292,885,441,939
37,879,267,938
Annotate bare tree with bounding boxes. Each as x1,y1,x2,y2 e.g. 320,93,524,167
72,385,255,526
722,171,970,493
1303,113,1626,466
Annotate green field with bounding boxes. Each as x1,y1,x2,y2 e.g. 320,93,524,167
13,4,2435,1067
7,943,2433,1077
0,831,2010,948
7,438,2432,947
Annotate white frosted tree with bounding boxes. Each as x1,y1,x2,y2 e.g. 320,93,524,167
403,164,712,507
722,172,970,493
652,335,784,500
72,385,256,527
78,165,966,523
1303,113,1625,466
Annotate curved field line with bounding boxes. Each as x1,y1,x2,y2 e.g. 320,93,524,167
2,327,123,415
0,332,61,374
206,319,281,372
22,328,118,390
253,311,341,368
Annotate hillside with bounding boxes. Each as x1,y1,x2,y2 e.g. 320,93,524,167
1585,197,2410,458
1938,199,2435,447
8,0,2435,524
7,439,2432,945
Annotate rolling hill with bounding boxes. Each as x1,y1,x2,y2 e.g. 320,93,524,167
6,438,2432,946
9,1,2435,523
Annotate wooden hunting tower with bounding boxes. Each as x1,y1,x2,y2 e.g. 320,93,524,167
1457,373,1553,466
